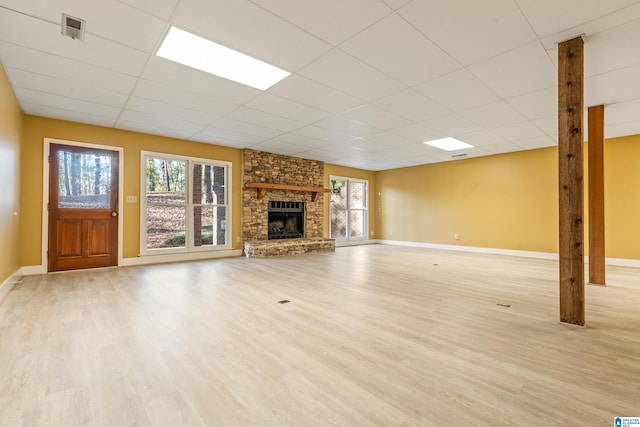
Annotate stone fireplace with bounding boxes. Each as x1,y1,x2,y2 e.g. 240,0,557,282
242,149,335,257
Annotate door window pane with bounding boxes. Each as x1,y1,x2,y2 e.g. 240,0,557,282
58,151,112,208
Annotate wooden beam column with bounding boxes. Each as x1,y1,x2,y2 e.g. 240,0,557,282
558,36,585,326
588,104,606,285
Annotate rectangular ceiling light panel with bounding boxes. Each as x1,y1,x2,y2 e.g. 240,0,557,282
157,26,290,90
423,137,474,151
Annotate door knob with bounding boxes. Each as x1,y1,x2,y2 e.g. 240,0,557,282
111,212,118,217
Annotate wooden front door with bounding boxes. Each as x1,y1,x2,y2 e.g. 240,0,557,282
48,144,119,272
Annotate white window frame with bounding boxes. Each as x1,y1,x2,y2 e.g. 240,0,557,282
329,176,368,242
140,151,232,255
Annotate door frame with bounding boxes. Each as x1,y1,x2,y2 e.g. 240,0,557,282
42,138,124,271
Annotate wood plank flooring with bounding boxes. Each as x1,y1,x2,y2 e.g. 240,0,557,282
1,245,639,426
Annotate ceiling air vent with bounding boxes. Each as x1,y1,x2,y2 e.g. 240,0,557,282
451,153,467,159
61,14,85,40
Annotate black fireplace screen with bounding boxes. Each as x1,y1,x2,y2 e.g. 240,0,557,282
268,201,304,239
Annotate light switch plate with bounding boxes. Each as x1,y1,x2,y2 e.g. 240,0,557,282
126,195,138,203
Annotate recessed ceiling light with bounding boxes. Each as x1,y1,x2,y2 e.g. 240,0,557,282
423,137,474,151
156,26,290,90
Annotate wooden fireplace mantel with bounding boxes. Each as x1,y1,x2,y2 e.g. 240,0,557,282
245,182,330,202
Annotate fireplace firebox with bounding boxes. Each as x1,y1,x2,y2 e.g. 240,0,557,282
268,201,304,240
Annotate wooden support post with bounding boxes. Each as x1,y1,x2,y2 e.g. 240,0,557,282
558,36,585,326
588,105,606,285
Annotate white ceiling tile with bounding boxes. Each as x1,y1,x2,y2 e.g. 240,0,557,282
118,109,205,134
201,117,282,139
399,0,537,65
268,74,363,114
249,0,392,46
515,135,557,150
478,141,523,155
314,116,381,136
381,0,412,10
340,13,460,86
342,104,412,131
124,97,216,125
226,107,305,133
2,0,640,171
374,89,450,122
132,79,240,116
20,102,117,128
0,43,138,94
586,64,640,106
192,127,265,145
515,0,640,39
6,68,128,108
605,99,640,125
532,116,557,136
271,133,328,148
172,0,332,71
0,0,167,52
423,114,482,135
453,129,506,147
468,42,556,98
492,121,545,141
244,93,331,124
248,140,310,157
585,20,640,77
0,8,148,75
364,131,416,147
298,49,406,101
116,120,195,140
14,87,121,119
415,69,499,112
292,125,354,144
142,56,260,105
390,123,443,143
460,101,526,128
606,120,640,139
117,0,181,19
506,87,557,120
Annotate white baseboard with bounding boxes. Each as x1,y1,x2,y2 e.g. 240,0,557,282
122,249,242,266
377,240,558,260
336,239,378,248
20,265,47,275
377,240,640,267
0,269,22,304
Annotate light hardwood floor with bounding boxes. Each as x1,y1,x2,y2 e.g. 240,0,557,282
1,245,639,426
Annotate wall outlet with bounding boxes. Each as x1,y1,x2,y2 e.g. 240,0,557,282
236,236,242,243
454,233,459,240
126,195,137,203
370,231,374,236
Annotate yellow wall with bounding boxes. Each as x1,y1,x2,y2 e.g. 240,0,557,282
604,134,640,259
324,164,377,239
20,115,243,266
0,62,22,284
376,147,559,253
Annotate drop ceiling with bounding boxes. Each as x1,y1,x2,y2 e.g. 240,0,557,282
1,0,640,171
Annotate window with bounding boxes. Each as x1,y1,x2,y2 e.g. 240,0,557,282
141,152,231,254
330,177,368,241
